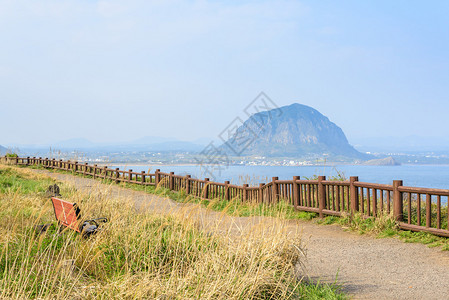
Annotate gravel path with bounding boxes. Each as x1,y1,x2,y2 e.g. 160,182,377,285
34,170,449,299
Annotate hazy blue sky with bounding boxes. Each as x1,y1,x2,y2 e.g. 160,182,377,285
1,0,448,146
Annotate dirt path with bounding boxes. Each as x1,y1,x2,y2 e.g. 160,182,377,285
34,170,449,300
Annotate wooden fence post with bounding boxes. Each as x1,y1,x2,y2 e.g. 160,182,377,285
203,178,209,199
259,183,264,203
115,168,120,183
318,176,326,218
185,175,191,194
292,176,300,207
224,181,230,200
168,172,174,190
426,193,431,228
141,171,145,184
350,176,359,214
272,177,279,203
155,169,160,186
93,165,98,179
128,169,132,183
393,180,403,222
243,184,248,202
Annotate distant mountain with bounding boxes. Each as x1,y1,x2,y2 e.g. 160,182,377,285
131,136,177,145
25,136,204,152
51,138,95,149
363,156,400,166
219,103,368,160
0,145,7,155
141,141,204,152
192,137,220,146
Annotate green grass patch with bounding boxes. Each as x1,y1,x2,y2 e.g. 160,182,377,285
315,212,449,250
397,230,449,250
0,167,55,194
298,281,346,300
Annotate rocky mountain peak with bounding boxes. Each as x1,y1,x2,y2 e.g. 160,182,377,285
220,103,367,160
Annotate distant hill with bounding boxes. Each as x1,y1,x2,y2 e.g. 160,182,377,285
128,136,204,151
220,103,369,160
132,136,178,145
52,138,95,149
43,137,204,152
363,156,400,166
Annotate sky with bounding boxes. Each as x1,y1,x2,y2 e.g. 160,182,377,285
1,0,448,146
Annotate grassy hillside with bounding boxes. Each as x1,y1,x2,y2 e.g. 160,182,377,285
0,166,346,299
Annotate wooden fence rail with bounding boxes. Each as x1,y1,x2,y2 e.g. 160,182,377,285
2,155,449,237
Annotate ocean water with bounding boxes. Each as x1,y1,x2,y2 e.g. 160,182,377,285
111,164,449,190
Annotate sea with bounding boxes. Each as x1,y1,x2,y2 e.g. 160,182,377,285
110,164,449,190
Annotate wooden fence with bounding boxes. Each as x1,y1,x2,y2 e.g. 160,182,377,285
2,156,449,238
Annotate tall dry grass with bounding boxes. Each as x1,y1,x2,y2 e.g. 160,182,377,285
0,166,306,299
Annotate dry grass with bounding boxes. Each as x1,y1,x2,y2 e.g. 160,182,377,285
0,165,316,299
